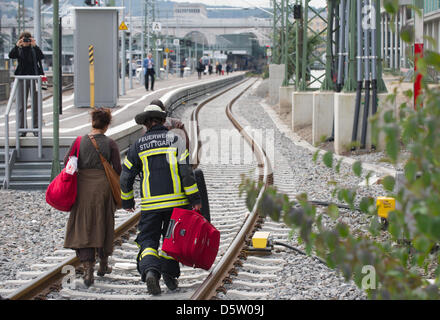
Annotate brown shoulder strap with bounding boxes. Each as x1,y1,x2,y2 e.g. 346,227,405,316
88,134,107,164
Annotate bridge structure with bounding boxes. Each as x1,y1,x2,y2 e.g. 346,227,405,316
0,2,272,75
117,2,273,64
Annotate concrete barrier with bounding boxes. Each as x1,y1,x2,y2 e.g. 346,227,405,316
292,91,314,132
312,91,334,146
268,64,285,105
376,92,397,152
279,86,295,113
334,91,395,155
334,92,358,154
279,86,295,127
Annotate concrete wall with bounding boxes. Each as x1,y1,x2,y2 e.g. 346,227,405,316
279,86,295,126
334,92,359,155
312,91,334,145
334,92,396,155
268,64,285,105
292,91,314,132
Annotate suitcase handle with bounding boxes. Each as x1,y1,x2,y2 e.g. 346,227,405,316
171,220,181,242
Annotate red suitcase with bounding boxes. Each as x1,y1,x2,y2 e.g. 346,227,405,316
162,207,220,270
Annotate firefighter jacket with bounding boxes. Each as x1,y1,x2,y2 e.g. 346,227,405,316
120,124,201,212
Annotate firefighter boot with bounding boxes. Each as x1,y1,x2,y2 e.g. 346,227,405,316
97,256,112,277
145,270,161,295
83,261,95,287
163,273,178,291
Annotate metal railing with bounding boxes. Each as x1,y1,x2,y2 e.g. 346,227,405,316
3,76,43,189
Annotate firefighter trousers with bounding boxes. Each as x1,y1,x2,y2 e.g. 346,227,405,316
134,206,190,281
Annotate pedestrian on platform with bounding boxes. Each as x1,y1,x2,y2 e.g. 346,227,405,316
217,63,223,76
63,108,122,287
197,58,204,80
131,59,137,77
120,105,202,295
180,59,186,78
8,31,44,136
208,63,213,75
226,63,232,75
143,52,155,91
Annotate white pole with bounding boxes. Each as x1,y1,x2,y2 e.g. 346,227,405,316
34,0,41,46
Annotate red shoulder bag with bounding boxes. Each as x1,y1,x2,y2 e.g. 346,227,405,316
45,136,82,212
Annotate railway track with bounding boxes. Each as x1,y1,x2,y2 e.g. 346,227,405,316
1,77,274,300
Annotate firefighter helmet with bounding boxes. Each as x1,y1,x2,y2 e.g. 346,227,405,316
135,104,167,125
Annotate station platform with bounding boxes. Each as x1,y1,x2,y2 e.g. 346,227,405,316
0,72,244,152
0,71,245,189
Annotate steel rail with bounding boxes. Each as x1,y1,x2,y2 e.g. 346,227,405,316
190,77,250,167
5,77,253,300
191,78,273,300
7,210,141,300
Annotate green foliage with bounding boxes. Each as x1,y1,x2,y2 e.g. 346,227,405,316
239,6,440,299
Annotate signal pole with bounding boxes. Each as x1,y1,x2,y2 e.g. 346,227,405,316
128,0,133,89
51,0,61,180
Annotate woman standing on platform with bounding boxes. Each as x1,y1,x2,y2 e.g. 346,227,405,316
8,31,44,136
63,108,122,287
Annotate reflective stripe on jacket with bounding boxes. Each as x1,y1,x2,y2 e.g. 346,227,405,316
120,124,200,212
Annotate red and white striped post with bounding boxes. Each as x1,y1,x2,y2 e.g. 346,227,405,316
414,0,424,109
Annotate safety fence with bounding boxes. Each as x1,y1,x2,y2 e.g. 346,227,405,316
3,75,43,188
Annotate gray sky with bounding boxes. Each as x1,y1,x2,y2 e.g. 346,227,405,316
170,0,327,9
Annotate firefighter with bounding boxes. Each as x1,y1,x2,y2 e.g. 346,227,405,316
120,104,201,295
149,99,210,221
150,99,211,222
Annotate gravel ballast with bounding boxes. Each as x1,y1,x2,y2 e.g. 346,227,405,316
0,77,400,300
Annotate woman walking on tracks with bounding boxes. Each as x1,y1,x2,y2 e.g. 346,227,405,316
63,108,122,287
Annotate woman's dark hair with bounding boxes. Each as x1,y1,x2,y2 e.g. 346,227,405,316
91,107,112,130
19,32,32,40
